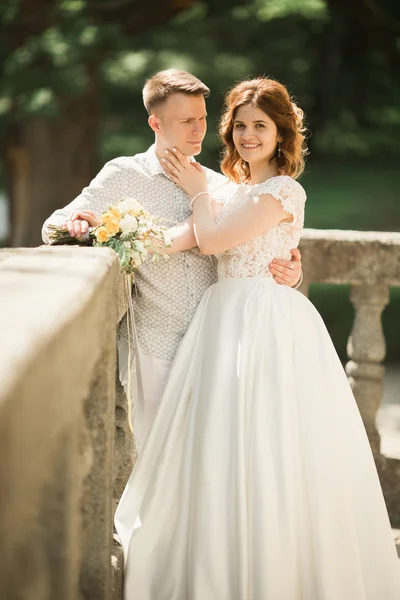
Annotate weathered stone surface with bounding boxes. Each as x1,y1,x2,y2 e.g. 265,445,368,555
300,229,400,285
112,533,124,600
394,530,400,558
114,372,136,510
346,284,389,454
375,455,400,528
0,246,127,600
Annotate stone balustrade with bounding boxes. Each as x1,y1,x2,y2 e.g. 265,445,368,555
0,230,399,599
299,229,400,525
299,229,400,451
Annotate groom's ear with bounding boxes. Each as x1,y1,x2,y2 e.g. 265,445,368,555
148,114,161,134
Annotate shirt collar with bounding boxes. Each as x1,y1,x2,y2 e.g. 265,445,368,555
144,144,165,176
144,144,196,177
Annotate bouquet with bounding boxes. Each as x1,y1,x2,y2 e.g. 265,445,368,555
47,197,171,274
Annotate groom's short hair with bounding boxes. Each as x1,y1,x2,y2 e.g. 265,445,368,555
143,69,210,114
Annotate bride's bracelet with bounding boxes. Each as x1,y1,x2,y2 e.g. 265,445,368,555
292,269,303,290
190,191,211,210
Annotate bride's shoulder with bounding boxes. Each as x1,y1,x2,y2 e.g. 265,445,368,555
255,176,306,202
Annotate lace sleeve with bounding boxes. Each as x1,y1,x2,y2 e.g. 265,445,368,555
249,176,306,227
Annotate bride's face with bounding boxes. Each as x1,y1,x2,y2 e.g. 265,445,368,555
232,104,280,165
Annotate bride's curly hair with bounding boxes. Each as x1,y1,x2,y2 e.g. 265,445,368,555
219,78,308,183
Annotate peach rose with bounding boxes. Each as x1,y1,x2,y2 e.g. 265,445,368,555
110,207,122,220
96,226,110,243
105,219,120,235
102,208,122,224
101,211,114,224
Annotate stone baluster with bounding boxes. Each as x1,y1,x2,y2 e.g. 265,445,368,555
346,284,389,455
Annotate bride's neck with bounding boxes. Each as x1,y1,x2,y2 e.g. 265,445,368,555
249,161,278,185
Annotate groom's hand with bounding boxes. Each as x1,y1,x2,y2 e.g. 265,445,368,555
269,248,302,287
62,210,101,238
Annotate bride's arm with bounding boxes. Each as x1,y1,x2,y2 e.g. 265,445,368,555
210,197,224,221
162,197,223,255
160,147,290,255
192,192,290,255
163,215,197,255
156,198,223,256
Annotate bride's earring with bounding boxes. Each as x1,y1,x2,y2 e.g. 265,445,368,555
277,142,282,157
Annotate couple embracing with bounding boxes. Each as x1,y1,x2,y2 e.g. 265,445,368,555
43,69,399,599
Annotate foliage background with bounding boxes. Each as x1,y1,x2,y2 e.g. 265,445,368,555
1,0,399,360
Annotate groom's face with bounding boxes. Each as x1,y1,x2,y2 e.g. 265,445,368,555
155,93,207,156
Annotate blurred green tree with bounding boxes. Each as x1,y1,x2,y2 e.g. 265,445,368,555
1,0,399,246
0,0,247,246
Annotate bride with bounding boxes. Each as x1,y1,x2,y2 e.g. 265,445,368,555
115,77,400,599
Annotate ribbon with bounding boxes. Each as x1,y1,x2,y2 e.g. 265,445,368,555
125,274,145,434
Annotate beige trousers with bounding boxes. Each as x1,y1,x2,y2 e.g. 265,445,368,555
118,337,173,455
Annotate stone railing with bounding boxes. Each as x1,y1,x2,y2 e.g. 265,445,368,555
0,231,399,599
299,229,400,526
0,246,133,600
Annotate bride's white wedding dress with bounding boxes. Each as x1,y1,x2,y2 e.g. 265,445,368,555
115,176,400,599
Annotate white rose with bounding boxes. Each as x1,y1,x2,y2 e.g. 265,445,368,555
120,214,138,233
118,198,142,215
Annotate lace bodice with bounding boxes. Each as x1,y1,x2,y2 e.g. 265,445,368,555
217,176,306,279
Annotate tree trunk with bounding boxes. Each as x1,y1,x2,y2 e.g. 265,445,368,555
4,67,100,248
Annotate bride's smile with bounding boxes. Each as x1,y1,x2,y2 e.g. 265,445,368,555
233,105,281,164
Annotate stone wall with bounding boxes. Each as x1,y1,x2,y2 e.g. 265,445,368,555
0,246,129,600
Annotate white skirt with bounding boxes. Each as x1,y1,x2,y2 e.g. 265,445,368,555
115,277,400,600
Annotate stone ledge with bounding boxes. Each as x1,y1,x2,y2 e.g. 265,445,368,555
300,229,400,286
302,229,400,244
0,246,127,596
0,246,126,398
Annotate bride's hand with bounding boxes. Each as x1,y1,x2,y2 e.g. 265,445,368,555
162,147,208,199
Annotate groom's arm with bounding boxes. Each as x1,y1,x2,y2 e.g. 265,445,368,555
164,194,223,255
41,158,131,243
164,216,197,254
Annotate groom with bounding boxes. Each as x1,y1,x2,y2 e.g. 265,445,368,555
42,69,303,453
